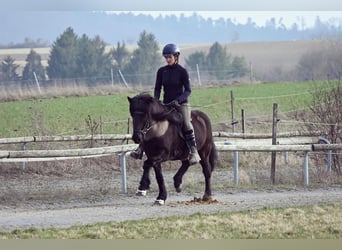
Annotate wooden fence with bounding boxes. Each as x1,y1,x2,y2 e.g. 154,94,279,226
0,130,323,144
1,132,341,192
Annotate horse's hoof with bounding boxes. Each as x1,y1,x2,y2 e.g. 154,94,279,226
154,199,165,205
136,189,147,196
175,186,182,193
202,195,212,201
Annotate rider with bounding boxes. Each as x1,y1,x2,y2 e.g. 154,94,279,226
130,43,201,165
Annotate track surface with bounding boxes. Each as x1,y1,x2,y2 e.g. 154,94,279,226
1,163,341,232
1,187,342,232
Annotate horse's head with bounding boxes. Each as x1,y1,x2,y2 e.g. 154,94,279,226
127,93,156,143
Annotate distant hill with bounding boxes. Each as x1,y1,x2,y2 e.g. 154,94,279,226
0,11,340,46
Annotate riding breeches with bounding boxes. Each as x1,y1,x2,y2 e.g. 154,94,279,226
179,102,194,132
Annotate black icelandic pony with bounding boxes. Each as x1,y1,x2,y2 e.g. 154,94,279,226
127,93,217,205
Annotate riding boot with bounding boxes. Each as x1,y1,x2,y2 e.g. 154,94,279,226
184,130,201,165
130,144,143,159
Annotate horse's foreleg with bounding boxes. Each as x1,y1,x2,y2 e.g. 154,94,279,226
136,160,152,196
173,160,190,193
200,156,212,201
153,162,167,205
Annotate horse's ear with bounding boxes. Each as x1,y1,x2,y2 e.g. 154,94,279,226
127,96,132,103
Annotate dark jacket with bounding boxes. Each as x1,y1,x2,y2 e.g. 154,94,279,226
154,63,191,104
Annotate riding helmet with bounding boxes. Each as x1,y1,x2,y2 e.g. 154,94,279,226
162,44,180,56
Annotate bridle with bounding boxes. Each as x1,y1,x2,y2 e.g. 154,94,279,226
140,117,156,136
132,104,177,140
132,111,156,140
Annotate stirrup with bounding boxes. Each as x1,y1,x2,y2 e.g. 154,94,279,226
130,148,143,159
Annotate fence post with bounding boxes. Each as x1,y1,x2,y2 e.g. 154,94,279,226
233,151,239,185
196,64,202,86
100,115,103,134
270,103,278,184
303,151,309,186
241,109,245,135
21,142,26,169
224,141,239,185
127,118,130,144
111,68,114,87
230,91,237,132
33,71,42,94
318,137,332,175
119,152,127,193
283,151,289,164
118,69,129,88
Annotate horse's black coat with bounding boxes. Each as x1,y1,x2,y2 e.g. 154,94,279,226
128,93,217,203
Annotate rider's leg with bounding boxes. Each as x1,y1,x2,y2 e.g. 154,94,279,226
179,103,201,165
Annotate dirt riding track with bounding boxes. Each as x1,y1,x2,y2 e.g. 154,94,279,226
0,158,342,232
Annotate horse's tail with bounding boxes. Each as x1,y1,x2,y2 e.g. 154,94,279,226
209,140,217,172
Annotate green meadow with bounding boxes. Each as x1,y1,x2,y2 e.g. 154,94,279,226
0,81,324,138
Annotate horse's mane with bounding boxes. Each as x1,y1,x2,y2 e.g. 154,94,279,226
133,93,182,124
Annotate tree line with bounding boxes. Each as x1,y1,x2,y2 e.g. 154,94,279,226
0,27,249,86
1,26,342,86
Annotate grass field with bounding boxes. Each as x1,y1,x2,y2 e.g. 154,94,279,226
0,81,325,138
1,203,341,239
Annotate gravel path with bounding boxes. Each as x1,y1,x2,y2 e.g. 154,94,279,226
1,187,342,232
1,160,342,233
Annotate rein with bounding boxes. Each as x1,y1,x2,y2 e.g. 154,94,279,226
133,105,176,139
132,111,156,139
141,119,156,136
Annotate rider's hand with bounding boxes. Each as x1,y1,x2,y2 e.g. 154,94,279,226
169,100,181,108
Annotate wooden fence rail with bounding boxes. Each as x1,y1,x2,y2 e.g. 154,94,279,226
0,131,324,144
0,134,133,144
0,142,340,160
215,144,313,152
212,131,324,139
0,144,137,159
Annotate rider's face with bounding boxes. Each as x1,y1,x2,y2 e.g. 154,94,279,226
164,54,176,65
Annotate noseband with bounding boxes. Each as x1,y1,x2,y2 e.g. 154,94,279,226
132,111,155,139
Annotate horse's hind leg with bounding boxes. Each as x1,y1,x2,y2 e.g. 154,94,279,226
173,160,190,193
136,160,152,196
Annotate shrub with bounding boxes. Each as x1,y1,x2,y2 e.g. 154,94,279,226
295,80,342,173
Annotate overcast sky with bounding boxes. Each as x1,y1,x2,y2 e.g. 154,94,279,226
1,1,341,30
2,0,342,11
